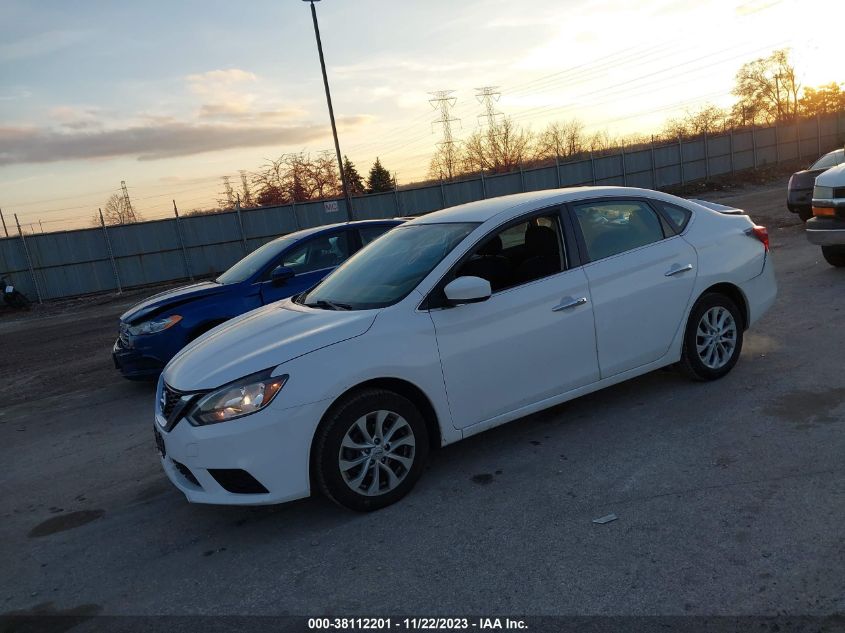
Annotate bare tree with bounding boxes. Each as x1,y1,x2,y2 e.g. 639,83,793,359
732,48,800,125
93,192,141,226
462,116,534,173
535,119,585,160
239,170,254,207
217,176,236,209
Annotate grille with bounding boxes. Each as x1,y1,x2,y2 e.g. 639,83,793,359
161,383,182,420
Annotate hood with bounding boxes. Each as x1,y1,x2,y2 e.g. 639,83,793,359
790,168,826,189
163,299,378,390
815,163,845,188
120,281,227,323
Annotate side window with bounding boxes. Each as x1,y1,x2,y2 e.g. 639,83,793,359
455,212,565,292
358,225,393,247
573,200,666,262
651,200,691,234
281,231,350,275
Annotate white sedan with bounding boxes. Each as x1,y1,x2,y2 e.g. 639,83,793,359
154,187,777,511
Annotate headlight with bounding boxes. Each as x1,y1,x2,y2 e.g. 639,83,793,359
128,314,182,336
188,369,288,426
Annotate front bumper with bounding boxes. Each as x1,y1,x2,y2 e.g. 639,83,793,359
113,339,166,379
154,397,331,505
806,217,845,246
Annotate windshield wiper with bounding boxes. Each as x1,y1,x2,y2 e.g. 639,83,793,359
305,299,352,311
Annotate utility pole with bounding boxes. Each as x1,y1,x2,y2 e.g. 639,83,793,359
476,86,503,129
120,180,138,222
0,207,8,238
303,0,353,221
429,90,461,180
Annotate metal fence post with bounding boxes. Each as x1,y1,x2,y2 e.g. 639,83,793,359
650,137,657,188
795,121,801,160
99,209,122,294
235,194,248,254
291,201,301,230
620,145,627,185
751,124,758,168
519,163,526,192
555,155,562,188
729,130,735,174
480,170,487,199
393,185,401,216
172,201,193,281
816,115,821,156
590,152,596,185
678,137,685,184
703,132,710,180
775,123,780,163
439,179,447,208
14,214,42,303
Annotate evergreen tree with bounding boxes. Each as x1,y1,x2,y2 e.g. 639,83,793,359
343,155,365,195
366,157,394,193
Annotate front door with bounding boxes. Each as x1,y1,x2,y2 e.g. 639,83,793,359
429,210,600,429
259,230,352,304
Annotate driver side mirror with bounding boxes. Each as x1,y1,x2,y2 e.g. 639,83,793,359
270,265,295,286
443,276,492,306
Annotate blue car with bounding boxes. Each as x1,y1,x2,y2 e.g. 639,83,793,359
113,219,403,379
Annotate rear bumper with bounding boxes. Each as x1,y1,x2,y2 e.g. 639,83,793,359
787,188,812,210
806,217,845,246
738,254,777,328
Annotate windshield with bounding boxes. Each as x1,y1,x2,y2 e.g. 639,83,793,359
216,237,294,284
811,149,845,171
300,223,477,310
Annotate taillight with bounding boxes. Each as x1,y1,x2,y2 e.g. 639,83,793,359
748,225,769,252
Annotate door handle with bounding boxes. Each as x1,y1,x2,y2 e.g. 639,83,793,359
665,264,694,277
552,296,588,312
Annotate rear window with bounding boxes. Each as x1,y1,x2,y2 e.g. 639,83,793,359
651,200,692,233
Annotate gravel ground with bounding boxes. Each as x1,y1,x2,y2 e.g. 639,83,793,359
1,181,843,623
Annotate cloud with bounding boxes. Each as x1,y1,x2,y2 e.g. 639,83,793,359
186,68,257,95
0,121,335,165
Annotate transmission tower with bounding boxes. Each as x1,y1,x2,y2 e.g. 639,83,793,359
475,86,503,129
120,180,138,222
429,90,461,179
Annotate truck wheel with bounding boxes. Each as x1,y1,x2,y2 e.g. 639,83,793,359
822,246,845,267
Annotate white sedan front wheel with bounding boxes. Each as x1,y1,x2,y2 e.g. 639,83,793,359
313,389,429,511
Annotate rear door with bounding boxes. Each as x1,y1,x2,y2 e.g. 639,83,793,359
569,198,697,378
259,229,352,304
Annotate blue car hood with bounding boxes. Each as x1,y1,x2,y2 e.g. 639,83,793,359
162,299,378,391
121,281,227,323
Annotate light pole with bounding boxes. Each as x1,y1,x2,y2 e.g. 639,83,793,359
303,0,353,221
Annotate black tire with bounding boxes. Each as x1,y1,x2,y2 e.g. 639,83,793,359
8,291,30,309
797,207,813,222
678,293,744,382
821,246,845,267
313,389,429,512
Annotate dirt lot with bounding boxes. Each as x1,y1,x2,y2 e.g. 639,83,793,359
1,181,844,620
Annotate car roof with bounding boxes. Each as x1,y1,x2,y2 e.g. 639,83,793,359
404,186,691,225
270,217,403,243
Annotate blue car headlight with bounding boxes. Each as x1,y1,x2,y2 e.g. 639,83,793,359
128,315,182,336
188,369,288,426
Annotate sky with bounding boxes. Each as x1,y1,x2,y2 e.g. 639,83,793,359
1,0,842,232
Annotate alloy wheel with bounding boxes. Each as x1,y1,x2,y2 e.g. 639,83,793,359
695,306,738,370
338,410,416,496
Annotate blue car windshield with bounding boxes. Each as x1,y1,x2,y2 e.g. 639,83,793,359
216,237,294,284
300,222,477,310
